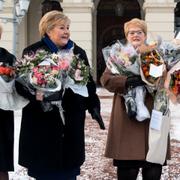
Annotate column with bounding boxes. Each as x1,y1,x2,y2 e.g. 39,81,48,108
62,1,93,66
143,1,176,41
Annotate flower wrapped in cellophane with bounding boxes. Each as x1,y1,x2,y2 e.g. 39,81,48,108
64,54,90,97
0,61,29,110
158,41,180,71
140,49,165,91
156,37,180,104
102,40,150,121
16,49,49,75
16,49,66,95
15,49,90,124
15,49,68,124
103,40,139,76
164,61,180,104
0,65,14,82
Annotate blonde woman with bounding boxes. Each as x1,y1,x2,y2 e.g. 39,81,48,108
101,18,170,180
15,11,103,180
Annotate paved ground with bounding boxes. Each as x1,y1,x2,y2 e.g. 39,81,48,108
9,88,180,180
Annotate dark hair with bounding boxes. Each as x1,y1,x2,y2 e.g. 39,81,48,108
41,0,63,17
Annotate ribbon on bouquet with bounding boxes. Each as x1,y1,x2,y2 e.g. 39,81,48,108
51,100,65,125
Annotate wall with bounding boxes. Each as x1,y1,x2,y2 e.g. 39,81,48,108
62,1,93,66
0,0,14,53
143,0,176,41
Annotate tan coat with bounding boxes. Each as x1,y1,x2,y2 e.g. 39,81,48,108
100,68,170,161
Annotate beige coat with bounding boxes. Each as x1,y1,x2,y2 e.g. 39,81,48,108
100,68,170,161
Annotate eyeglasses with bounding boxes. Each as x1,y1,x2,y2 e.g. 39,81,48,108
128,30,144,36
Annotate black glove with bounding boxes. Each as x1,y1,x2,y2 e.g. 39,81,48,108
43,89,63,102
125,75,145,89
90,107,105,130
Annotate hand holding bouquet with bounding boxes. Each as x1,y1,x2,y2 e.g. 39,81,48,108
102,41,150,121
15,49,91,124
15,49,68,124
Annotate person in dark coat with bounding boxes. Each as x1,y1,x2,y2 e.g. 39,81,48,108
101,18,170,180
0,24,15,180
15,11,104,180
41,0,63,17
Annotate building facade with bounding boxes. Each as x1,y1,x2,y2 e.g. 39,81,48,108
0,0,178,82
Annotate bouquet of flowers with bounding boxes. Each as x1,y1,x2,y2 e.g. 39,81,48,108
69,55,90,85
102,41,150,121
164,61,180,104
30,65,61,90
16,49,90,124
169,70,180,96
61,54,90,97
0,62,28,110
103,40,139,76
16,49,49,75
140,49,164,90
0,64,14,82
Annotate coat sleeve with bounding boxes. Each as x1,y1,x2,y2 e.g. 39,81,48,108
15,79,36,102
78,48,105,129
100,68,127,94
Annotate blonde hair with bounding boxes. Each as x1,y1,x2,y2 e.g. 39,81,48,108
0,23,3,38
39,10,70,37
124,18,147,37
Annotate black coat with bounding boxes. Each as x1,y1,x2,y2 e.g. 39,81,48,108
0,47,15,171
15,40,99,171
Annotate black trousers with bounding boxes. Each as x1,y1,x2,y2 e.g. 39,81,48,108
28,168,79,180
117,164,162,180
36,177,76,180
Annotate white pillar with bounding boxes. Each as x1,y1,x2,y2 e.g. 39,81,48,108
62,2,93,66
143,1,176,41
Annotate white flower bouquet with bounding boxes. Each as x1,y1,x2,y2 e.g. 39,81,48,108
102,40,150,121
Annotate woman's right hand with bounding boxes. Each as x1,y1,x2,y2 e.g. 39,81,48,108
36,90,44,101
125,75,145,89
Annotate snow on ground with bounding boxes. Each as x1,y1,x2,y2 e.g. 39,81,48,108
9,88,180,180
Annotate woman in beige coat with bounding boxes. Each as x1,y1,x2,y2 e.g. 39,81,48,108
101,18,170,180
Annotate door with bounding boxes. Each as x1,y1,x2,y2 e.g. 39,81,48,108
96,0,142,84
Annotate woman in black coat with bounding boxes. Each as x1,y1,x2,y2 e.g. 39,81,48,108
15,11,104,180
0,24,15,180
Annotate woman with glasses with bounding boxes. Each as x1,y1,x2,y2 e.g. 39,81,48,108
100,18,170,180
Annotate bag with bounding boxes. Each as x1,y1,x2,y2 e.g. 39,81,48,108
146,109,170,165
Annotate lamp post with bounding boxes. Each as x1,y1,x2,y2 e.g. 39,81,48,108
0,0,30,54
0,0,4,11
